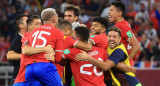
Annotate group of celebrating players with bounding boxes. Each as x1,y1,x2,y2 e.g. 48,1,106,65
7,1,142,86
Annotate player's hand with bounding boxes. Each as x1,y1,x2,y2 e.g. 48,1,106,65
75,51,89,61
45,45,55,55
44,53,55,61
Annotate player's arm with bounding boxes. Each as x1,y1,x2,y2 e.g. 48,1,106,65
54,31,64,62
76,51,115,71
66,36,92,51
76,49,125,71
74,40,92,51
128,36,140,60
22,45,54,55
62,48,78,60
7,36,22,60
7,51,21,60
115,63,136,74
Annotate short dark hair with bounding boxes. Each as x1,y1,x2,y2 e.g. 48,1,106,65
108,26,121,37
75,26,89,42
14,14,27,32
27,15,40,25
92,16,109,30
111,1,125,17
64,4,80,17
57,20,72,30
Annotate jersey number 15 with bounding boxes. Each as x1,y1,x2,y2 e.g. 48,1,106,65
31,31,51,47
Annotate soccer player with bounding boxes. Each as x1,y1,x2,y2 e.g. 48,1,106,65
57,20,92,85
7,14,28,86
108,1,140,66
63,26,107,86
58,20,92,50
55,20,73,79
90,16,109,50
25,8,63,86
13,15,50,86
76,26,141,86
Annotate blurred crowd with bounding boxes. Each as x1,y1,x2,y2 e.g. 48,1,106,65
0,0,160,67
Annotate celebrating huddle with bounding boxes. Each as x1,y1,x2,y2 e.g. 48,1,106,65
7,1,142,86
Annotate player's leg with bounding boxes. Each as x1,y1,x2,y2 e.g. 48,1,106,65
34,62,63,86
25,64,43,86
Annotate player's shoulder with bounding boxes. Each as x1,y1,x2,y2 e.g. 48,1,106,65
115,20,131,30
21,32,30,42
53,27,63,34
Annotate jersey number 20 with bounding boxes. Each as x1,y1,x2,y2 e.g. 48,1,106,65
80,58,103,76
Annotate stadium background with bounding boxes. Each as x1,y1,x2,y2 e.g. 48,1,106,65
0,0,160,86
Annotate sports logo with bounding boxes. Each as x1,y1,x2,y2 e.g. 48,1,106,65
126,31,133,38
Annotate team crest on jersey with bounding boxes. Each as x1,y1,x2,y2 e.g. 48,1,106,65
63,49,70,54
90,35,95,38
126,31,133,38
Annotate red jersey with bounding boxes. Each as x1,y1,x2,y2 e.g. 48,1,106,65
14,32,30,83
63,36,78,49
115,20,134,66
25,24,64,66
63,47,107,86
90,33,108,50
55,36,77,78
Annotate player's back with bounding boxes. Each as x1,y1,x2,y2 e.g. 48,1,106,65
25,24,63,65
63,46,107,86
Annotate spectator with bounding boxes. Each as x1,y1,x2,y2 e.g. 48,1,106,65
132,0,141,12
155,2,160,32
149,2,159,31
0,34,10,63
135,3,149,23
145,22,157,42
100,1,110,17
138,33,152,61
126,3,137,18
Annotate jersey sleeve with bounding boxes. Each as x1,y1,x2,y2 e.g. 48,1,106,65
62,48,74,59
54,30,64,62
90,35,100,45
122,28,134,41
108,49,126,65
63,36,78,49
21,35,30,48
62,48,77,60
115,24,134,41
